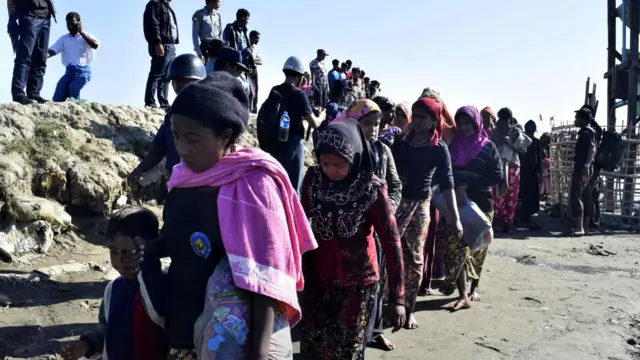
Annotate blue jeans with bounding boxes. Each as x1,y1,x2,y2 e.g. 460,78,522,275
52,64,92,102
272,136,305,195
144,43,175,108
11,15,51,98
7,13,19,52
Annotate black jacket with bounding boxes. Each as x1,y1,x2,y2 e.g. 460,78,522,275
143,0,179,46
222,21,248,51
16,0,55,19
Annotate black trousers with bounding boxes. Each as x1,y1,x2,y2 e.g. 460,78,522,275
11,15,51,98
144,44,176,109
250,69,258,113
569,168,593,219
589,165,601,228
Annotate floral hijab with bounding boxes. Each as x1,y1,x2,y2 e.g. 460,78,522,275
333,99,380,123
309,118,383,240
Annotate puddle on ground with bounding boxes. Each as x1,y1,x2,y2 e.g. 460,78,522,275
490,250,639,276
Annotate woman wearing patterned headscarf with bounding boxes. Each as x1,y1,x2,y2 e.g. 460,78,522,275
440,105,503,310
392,97,461,329
340,99,403,351
299,119,406,359
394,102,412,131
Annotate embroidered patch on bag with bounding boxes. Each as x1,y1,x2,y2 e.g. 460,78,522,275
190,232,212,258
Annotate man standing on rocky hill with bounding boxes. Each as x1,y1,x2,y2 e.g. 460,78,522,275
48,12,99,102
9,0,56,105
143,0,178,110
191,0,222,63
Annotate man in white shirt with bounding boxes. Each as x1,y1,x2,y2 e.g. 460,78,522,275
48,12,99,102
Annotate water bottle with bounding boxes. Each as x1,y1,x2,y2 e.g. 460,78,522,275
278,111,290,142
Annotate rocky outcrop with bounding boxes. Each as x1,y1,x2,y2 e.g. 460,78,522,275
0,100,315,217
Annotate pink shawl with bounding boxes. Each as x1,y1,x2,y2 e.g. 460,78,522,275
167,147,318,326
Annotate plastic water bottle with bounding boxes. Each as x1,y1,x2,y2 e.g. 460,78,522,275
278,111,290,142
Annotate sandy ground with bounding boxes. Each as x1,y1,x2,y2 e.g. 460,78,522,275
2,215,640,360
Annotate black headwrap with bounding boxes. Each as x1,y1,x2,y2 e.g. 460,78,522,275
170,72,249,139
309,119,383,240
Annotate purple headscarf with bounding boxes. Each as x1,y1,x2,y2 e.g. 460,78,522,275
449,105,490,167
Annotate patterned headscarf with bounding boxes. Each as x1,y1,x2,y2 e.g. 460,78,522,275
334,99,380,123
419,87,455,144
410,97,443,148
396,101,412,130
449,106,490,167
310,119,383,240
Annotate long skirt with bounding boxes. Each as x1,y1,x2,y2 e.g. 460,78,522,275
395,198,430,312
365,234,385,343
420,206,441,293
300,284,376,360
440,211,494,289
494,165,521,226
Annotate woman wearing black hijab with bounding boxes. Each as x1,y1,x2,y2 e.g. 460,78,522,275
299,118,406,359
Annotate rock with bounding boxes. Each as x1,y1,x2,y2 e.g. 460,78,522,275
32,262,93,278
0,101,166,214
113,195,128,210
0,101,315,216
0,101,317,258
4,195,72,231
0,220,54,257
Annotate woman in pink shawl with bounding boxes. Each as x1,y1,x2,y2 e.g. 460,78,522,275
125,72,317,359
439,105,503,311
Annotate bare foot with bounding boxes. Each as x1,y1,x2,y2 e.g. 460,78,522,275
450,297,472,312
469,291,480,301
439,283,455,296
419,288,434,296
404,312,419,329
371,334,395,351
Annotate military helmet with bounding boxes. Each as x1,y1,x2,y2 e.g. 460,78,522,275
167,53,206,80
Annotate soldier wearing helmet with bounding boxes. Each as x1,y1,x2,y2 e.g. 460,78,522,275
256,56,326,194
128,53,206,192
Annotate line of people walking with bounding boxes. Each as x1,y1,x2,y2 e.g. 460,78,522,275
62,52,517,359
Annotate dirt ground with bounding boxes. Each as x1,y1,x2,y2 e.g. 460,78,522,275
2,214,640,360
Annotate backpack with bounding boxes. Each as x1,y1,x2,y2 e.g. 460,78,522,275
257,85,295,153
595,130,625,171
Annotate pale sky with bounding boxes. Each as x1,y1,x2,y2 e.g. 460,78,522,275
0,0,613,133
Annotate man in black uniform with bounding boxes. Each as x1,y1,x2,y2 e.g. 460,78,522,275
569,107,597,236
143,0,179,110
128,54,206,196
579,105,603,232
9,0,56,105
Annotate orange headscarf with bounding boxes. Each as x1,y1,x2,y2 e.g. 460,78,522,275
419,88,455,144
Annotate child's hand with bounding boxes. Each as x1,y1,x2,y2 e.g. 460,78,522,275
59,339,90,360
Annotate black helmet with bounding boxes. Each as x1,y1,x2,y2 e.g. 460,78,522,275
167,53,206,80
